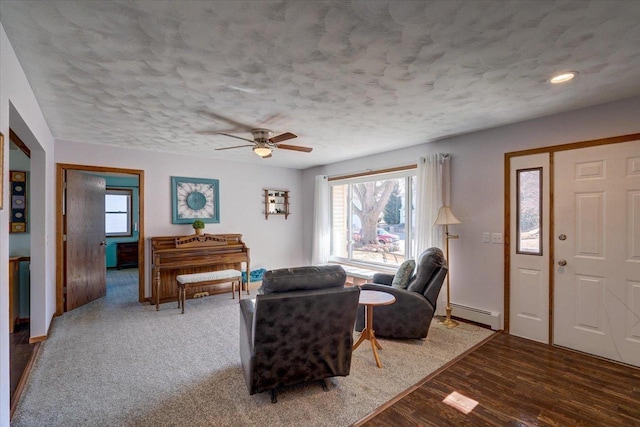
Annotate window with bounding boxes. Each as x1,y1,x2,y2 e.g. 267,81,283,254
330,170,416,267
516,168,542,255
105,188,132,237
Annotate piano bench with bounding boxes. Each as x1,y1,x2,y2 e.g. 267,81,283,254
175,269,244,314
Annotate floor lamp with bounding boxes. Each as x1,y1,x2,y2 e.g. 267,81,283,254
434,205,461,328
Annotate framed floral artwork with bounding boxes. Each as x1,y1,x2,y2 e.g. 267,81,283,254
171,176,220,224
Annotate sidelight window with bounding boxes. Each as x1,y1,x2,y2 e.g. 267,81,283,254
516,168,542,255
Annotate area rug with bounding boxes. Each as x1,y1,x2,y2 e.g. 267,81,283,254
12,269,494,426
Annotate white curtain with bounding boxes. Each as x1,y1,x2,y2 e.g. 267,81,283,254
311,175,330,265
415,153,450,256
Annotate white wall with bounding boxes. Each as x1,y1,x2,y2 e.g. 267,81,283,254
55,139,305,296
0,24,56,427
301,95,640,325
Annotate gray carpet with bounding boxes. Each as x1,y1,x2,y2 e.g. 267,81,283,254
12,269,494,426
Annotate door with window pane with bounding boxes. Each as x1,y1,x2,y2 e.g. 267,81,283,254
509,153,550,343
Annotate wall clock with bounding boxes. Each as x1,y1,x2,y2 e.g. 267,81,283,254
171,176,220,224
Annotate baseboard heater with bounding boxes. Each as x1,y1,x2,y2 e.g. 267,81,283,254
448,303,501,331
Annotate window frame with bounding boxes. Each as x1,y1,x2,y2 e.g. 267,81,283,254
329,169,416,268
105,187,133,237
515,167,543,256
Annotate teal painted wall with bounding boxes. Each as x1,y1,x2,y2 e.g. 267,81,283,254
102,176,140,268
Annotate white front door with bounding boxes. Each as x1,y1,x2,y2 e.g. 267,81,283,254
554,139,640,367
509,153,550,343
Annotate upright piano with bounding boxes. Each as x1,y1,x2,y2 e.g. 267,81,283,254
149,233,250,305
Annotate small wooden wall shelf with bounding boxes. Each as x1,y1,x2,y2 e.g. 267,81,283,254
264,189,290,219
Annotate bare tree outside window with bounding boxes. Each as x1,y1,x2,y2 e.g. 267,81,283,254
352,180,396,245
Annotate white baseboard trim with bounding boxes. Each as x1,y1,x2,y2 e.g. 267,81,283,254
438,303,501,330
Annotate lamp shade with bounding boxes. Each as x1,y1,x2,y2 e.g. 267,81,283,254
434,206,461,225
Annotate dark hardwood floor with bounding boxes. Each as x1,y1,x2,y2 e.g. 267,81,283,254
10,323,33,395
358,332,640,426
10,322,37,417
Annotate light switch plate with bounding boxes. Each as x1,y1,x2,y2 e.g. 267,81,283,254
491,233,503,244
483,232,491,243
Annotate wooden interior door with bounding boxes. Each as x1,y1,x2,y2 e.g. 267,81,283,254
554,139,640,367
65,170,107,311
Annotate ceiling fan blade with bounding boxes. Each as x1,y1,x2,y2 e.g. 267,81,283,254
196,129,241,135
215,144,255,151
197,111,254,131
269,132,297,143
276,143,313,153
218,133,256,143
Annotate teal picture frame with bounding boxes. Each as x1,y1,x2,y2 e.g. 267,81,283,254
171,176,220,224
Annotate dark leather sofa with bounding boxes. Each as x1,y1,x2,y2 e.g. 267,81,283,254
239,265,360,402
355,247,448,339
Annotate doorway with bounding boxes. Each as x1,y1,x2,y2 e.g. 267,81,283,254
7,129,35,415
56,164,145,315
506,133,640,367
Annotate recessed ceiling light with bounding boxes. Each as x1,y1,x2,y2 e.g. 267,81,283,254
550,71,577,84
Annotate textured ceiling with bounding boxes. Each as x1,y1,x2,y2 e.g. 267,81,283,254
2,0,640,169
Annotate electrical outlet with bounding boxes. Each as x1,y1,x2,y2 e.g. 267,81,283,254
491,233,503,244
483,232,491,243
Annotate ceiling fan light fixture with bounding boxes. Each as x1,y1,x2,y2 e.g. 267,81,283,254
253,145,272,157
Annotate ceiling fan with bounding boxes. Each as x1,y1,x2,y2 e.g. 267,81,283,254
197,111,312,158
215,129,312,158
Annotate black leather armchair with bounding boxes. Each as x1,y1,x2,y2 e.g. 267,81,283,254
355,247,448,339
239,265,360,402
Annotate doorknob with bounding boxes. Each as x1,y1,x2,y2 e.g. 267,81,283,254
558,234,567,241
558,259,567,266
100,241,107,246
